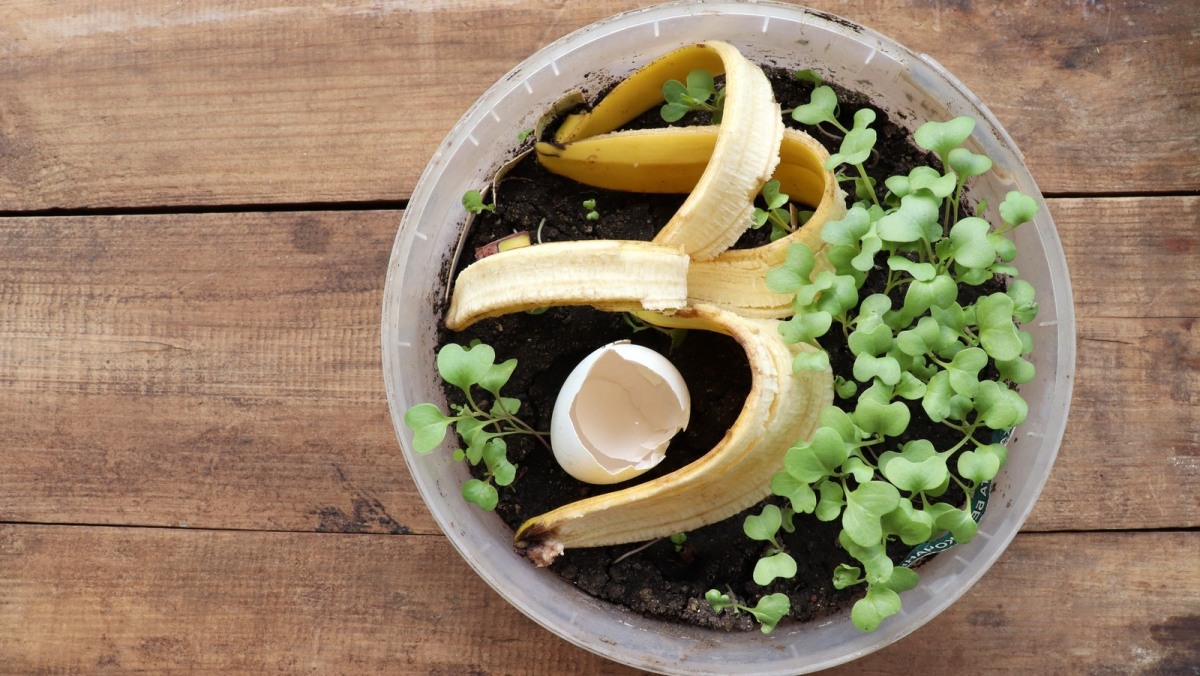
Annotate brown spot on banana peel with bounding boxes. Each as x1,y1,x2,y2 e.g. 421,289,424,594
508,523,559,566
514,524,564,568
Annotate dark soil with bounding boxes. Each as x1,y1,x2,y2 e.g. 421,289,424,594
436,67,997,631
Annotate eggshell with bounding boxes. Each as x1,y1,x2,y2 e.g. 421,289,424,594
550,341,691,484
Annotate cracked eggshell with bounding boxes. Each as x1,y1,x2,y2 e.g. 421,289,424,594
550,341,691,485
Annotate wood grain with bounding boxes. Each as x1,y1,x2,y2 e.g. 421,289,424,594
1029,316,1200,531
0,525,1195,673
1026,196,1200,530
1058,196,1200,320
1,0,1196,210
0,210,433,534
0,197,1195,533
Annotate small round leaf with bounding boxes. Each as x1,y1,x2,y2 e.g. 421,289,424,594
462,479,499,511
404,403,453,453
753,552,798,586
949,217,997,269
748,594,791,634
851,586,902,633
791,85,839,126
914,117,975,159
947,147,993,178
771,470,817,514
1000,191,1039,227
744,504,784,541
437,342,495,391
833,564,863,590
815,480,847,522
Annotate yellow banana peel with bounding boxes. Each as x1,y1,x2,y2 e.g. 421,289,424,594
553,43,726,143
538,41,783,260
539,125,845,318
440,41,844,566
445,240,690,331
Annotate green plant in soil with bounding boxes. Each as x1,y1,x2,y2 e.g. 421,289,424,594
719,82,1040,633
461,189,495,215
791,85,882,207
660,69,726,123
436,60,1042,635
403,341,548,511
741,503,799,585
752,179,798,242
669,532,688,552
582,198,600,221
791,68,824,86
705,589,791,635
622,312,688,351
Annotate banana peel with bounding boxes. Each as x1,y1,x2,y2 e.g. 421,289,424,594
688,129,848,318
552,43,727,143
445,240,690,330
538,126,844,318
441,41,841,567
538,41,783,261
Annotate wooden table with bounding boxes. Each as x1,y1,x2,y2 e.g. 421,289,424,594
2,1,1196,673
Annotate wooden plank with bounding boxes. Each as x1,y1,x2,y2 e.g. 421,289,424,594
0,525,638,674
1027,316,1200,531
833,531,1200,674
0,525,1194,673
1,0,1196,210
0,198,1196,533
1025,196,1200,530
1057,196,1200,320
0,210,437,534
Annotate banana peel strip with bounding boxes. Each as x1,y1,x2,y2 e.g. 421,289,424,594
538,125,844,317
538,41,784,260
445,240,690,331
515,305,832,565
688,129,848,318
537,126,723,194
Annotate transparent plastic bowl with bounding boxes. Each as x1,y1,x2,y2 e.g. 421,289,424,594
381,2,1075,673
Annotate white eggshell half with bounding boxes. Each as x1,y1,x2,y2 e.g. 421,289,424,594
550,341,691,485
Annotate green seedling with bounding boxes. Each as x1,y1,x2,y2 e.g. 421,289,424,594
752,179,796,241
742,504,798,586
623,312,688,352
791,86,880,206
403,342,547,511
757,84,1040,633
704,590,791,634
582,198,600,221
462,189,495,215
792,68,824,85
660,69,726,123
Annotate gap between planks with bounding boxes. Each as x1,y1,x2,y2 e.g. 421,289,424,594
0,193,1195,220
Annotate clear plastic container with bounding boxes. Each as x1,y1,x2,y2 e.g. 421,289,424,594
381,2,1075,673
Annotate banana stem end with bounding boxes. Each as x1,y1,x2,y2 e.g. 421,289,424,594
515,534,565,568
